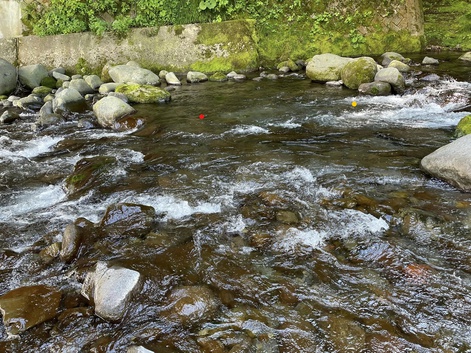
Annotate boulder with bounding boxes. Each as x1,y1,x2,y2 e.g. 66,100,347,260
209,72,228,82
93,96,136,128
40,76,57,89
69,78,95,96
458,52,471,62
52,87,87,114
340,57,377,90
422,56,439,65
81,261,141,322
306,53,352,82
165,72,181,85
0,58,17,95
99,203,156,238
18,64,49,90
374,67,405,94
421,134,471,191
358,81,392,96
0,285,61,336
109,65,160,85
381,52,405,66
38,100,64,126
455,115,471,138
99,82,119,94
187,71,208,83
388,60,410,72
115,83,171,104
84,75,104,90
162,285,219,327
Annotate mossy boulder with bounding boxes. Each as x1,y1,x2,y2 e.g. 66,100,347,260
277,59,300,72
115,83,171,104
32,86,53,97
306,54,352,82
358,82,392,96
209,72,228,82
455,115,471,138
340,57,377,90
40,76,57,89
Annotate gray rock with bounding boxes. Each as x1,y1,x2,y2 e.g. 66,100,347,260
158,70,168,80
326,80,343,86
306,53,353,82
81,261,141,322
458,52,471,62
84,75,103,90
0,58,17,95
71,74,82,80
52,87,86,114
38,101,64,126
165,72,181,85
227,71,238,78
340,57,377,90
60,223,82,262
108,91,129,103
0,285,61,337
126,61,141,68
69,78,95,96
99,82,119,94
381,52,405,66
388,60,410,72
109,65,160,85
358,81,392,96
187,71,208,83
18,64,49,89
266,74,278,80
232,74,247,81
421,134,471,191
93,96,136,129
420,73,440,82
374,67,405,94
14,94,43,110
0,110,20,124
50,67,66,75
422,56,439,65
52,71,70,81
279,66,290,73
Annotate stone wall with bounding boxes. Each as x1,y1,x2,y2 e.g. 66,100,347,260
0,0,22,39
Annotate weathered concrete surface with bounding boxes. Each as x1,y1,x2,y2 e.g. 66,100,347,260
0,0,22,39
0,38,17,65
17,20,259,74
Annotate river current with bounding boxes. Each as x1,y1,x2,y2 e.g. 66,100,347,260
0,54,471,352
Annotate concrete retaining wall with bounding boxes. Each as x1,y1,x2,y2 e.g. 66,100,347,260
0,0,22,39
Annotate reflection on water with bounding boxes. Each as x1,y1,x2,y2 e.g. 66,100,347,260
0,59,471,352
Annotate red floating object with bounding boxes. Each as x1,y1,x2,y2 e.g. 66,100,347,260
199,114,205,120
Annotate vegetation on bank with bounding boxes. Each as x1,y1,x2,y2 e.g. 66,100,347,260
423,0,471,49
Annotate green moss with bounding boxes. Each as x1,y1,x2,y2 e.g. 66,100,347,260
190,51,257,73
174,25,184,36
455,115,471,138
40,77,57,89
116,83,171,103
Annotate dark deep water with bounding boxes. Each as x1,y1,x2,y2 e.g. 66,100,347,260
0,54,471,352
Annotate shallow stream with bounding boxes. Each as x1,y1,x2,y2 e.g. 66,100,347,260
0,53,471,352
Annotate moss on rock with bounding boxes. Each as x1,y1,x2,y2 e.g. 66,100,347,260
115,83,171,104
455,115,471,138
341,57,377,90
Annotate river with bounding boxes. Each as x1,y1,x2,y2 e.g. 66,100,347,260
0,53,470,352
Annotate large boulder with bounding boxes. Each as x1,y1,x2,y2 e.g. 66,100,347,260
82,261,141,322
458,52,471,62
99,203,156,238
93,96,136,128
421,134,471,191
115,83,171,104
52,87,87,114
306,54,352,82
340,57,377,90
0,285,61,337
0,58,17,95
374,67,405,94
18,64,49,90
109,65,160,85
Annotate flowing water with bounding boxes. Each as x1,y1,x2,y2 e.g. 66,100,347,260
0,54,471,352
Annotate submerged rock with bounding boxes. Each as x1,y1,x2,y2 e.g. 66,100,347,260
0,58,17,95
99,203,156,238
82,261,141,321
421,134,471,191
306,53,352,82
0,285,61,336
109,65,160,85
115,83,171,104
93,95,136,128
340,57,377,90
60,223,82,262
162,285,219,327
18,64,49,89
374,67,405,94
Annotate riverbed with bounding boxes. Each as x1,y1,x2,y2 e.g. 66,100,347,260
0,54,470,352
